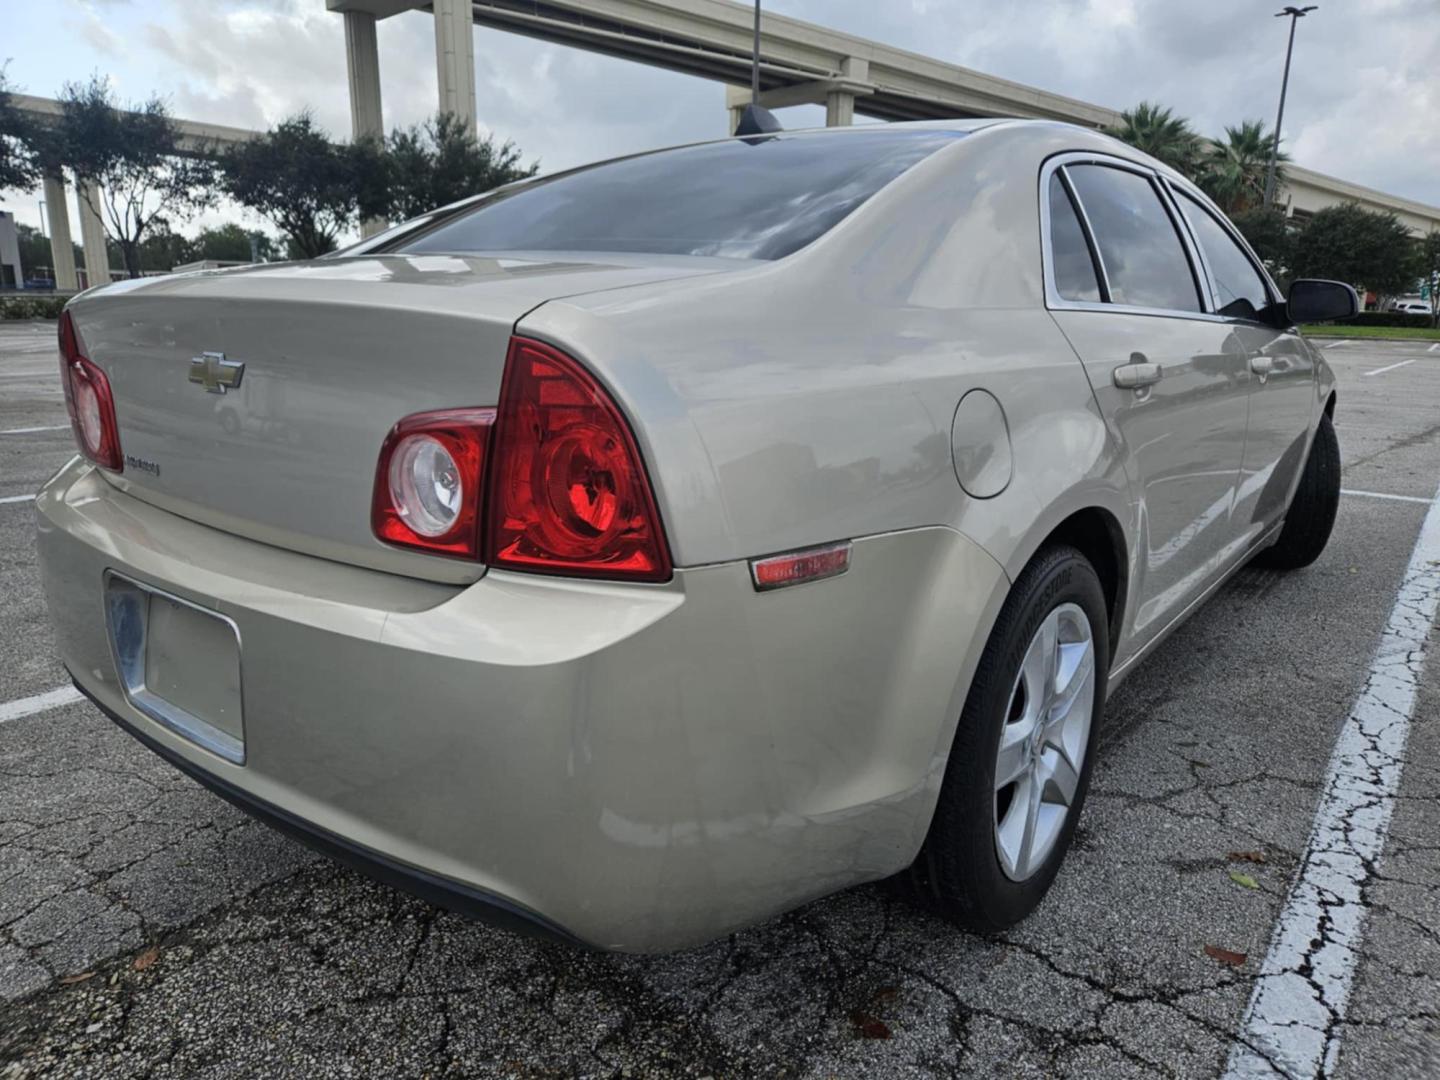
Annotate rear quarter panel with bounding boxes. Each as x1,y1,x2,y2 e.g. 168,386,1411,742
521,124,1135,579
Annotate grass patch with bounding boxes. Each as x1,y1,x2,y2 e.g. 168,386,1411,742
1301,323,1440,341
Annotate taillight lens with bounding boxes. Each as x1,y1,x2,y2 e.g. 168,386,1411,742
486,337,671,582
371,340,671,580
371,408,494,558
58,310,123,472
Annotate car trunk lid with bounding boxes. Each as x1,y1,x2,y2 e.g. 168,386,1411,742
66,253,727,583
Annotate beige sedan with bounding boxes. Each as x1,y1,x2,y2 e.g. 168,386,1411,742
36,119,1355,951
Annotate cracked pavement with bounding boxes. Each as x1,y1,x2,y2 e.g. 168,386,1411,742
2,322,1438,1078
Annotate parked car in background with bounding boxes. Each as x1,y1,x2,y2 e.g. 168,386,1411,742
36,119,1357,951
1389,298,1431,315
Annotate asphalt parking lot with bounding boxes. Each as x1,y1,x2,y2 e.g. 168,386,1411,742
1,320,1437,1079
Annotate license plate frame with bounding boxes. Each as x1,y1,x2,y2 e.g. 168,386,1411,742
104,571,245,764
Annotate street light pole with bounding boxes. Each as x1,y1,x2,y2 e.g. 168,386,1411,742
1264,5,1317,210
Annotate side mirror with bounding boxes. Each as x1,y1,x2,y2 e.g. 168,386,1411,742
1287,279,1359,324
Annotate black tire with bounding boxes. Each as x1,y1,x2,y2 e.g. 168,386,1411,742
1254,412,1340,570
909,544,1110,933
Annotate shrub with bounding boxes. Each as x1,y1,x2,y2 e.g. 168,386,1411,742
0,295,67,320
1336,311,1434,329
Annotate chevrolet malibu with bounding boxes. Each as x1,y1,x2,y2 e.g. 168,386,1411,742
36,119,1356,952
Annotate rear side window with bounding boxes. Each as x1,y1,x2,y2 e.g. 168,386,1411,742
1066,164,1201,313
392,130,962,262
1176,191,1272,320
1048,174,1102,302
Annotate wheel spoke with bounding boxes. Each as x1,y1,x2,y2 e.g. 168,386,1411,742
1049,638,1093,727
1017,765,1045,878
1040,746,1081,808
995,722,1032,790
1021,610,1059,708
995,770,1032,878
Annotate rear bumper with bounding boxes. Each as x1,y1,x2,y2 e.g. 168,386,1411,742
36,458,1007,951
77,679,586,947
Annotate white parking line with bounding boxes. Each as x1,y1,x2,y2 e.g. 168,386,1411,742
0,685,83,725
0,424,68,435
0,493,37,505
1360,358,1418,377
1341,488,1433,505
1429,342,1439,353
1224,480,1440,1078
1321,340,1349,348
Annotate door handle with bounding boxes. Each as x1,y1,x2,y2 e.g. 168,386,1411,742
1250,355,1275,376
1112,362,1163,389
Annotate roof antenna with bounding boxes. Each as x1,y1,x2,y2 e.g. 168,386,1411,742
735,0,782,137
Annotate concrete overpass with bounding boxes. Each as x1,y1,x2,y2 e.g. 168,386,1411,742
12,94,259,291
330,0,1440,239
13,0,1439,289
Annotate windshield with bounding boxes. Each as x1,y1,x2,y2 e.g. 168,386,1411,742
390,129,962,262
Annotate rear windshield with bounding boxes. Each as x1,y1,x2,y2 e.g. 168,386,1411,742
391,129,961,262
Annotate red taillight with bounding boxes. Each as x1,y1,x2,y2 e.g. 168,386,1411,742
58,310,123,472
486,337,671,582
371,338,671,581
371,408,495,558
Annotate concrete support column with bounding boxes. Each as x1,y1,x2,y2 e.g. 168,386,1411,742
345,11,384,140
75,178,110,288
826,57,868,127
825,90,854,127
344,9,388,238
42,173,78,291
433,0,477,131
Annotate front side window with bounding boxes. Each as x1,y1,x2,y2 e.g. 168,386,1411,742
1065,164,1201,313
1176,191,1272,320
390,130,962,262
1048,174,1102,302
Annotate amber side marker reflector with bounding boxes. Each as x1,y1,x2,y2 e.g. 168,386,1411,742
750,541,852,592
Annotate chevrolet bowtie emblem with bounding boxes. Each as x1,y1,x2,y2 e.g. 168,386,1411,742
188,352,245,394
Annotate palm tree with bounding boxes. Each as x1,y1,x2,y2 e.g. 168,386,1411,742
1108,102,1202,177
1201,121,1288,214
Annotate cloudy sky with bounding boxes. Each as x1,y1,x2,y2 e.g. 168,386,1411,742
4,0,1438,240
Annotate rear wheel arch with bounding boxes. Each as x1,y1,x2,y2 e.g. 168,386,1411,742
905,502,1128,872
1000,504,1129,660
1043,508,1128,658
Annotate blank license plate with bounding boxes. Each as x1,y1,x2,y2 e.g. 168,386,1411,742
105,573,245,763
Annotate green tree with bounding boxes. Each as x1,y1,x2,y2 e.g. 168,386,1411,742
350,133,391,228
1201,121,1287,214
382,113,536,222
191,223,275,263
1418,231,1440,328
0,65,38,193
56,77,219,277
1107,102,1202,177
221,114,355,258
198,224,273,264
1229,206,1295,281
137,228,195,272
14,222,83,281
1290,203,1420,301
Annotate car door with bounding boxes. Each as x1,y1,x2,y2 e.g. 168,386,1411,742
1167,185,1317,537
1042,157,1254,645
